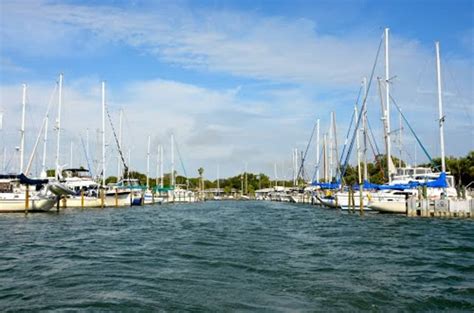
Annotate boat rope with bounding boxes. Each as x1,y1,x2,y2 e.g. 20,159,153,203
173,136,193,188
339,31,384,182
79,135,93,176
366,118,381,156
388,92,436,168
338,90,359,173
297,117,319,182
311,146,325,182
104,105,128,175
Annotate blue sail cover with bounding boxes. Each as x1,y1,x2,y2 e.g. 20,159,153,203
311,181,341,189
357,172,448,191
425,172,448,188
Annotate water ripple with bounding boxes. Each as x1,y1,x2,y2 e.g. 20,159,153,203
0,201,473,311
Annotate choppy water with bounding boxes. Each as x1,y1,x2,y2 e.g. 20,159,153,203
0,201,473,312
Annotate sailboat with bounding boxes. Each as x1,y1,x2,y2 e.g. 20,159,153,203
368,40,457,213
0,82,70,212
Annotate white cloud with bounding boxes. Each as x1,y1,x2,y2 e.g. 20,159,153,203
0,1,472,178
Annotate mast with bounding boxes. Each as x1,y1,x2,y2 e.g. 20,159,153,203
316,119,320,182
293,148,298,186
55,73,63,178
384,27,393,183
128,148,131,180
332,112,339,180
273,162,278,187
19,83,26,173
323,134,328,181
155,144,159,186
160,145,164,188
362,77,368,181
86,128,89,168
355,105,362,185
70,141,73,168
146,135,150,188
117,108,123,180
101,81,106,187
435,41,446,173
328,115,333,180
170,134,175,187
399,111,403,168
217,164,220,192
41,115,48,177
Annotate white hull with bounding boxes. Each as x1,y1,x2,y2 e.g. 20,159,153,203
368,201,406,213
60,192,131,208
316,192,371,210
0,198,56,213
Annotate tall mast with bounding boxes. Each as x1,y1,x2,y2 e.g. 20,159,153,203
155,144,159,186
385,27,393,183
85,128,90,170
101,81,106,187
160,145,164,188
355,105,362,185
170,134,175,187
273,162,278,187
293,148,298,186
399,111,403,168
128,148,131,179
362,77,368,181
41,115,48,177
19,83,27,173
55,73,63,178
70,141,73,168
146,135,151,188
323,134,328,181
217,164,220,191
117,108,123,180
435,41,446,173
332,112,339,180
316,119,320,182
328,114,333,180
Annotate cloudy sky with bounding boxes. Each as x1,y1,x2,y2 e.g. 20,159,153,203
0,0,472,179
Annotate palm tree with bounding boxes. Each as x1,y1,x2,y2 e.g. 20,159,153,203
198,167,204,192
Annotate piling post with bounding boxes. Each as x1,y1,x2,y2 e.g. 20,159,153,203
351,187,356,212
25,186,29,215
359,186,364,215
335,193,338,208
56,196,60,212
100,189,105,208
81,190,84,208
115,189,118,207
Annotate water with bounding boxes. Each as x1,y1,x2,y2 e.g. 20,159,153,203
0,201,473,312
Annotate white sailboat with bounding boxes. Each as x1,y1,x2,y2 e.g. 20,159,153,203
368,41,457,213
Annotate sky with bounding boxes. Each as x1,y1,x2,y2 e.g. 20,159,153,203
0,0,473,180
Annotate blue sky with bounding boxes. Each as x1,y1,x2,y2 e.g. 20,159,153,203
0,0,472,179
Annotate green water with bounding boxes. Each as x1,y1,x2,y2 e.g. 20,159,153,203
0,201,473,312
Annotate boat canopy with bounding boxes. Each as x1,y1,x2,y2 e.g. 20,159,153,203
311,181,341,190
360,172,447,190
0,174,49,185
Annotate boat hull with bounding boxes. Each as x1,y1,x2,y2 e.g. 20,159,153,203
368,201,406,214
0,198,56,213
60,191,131,208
